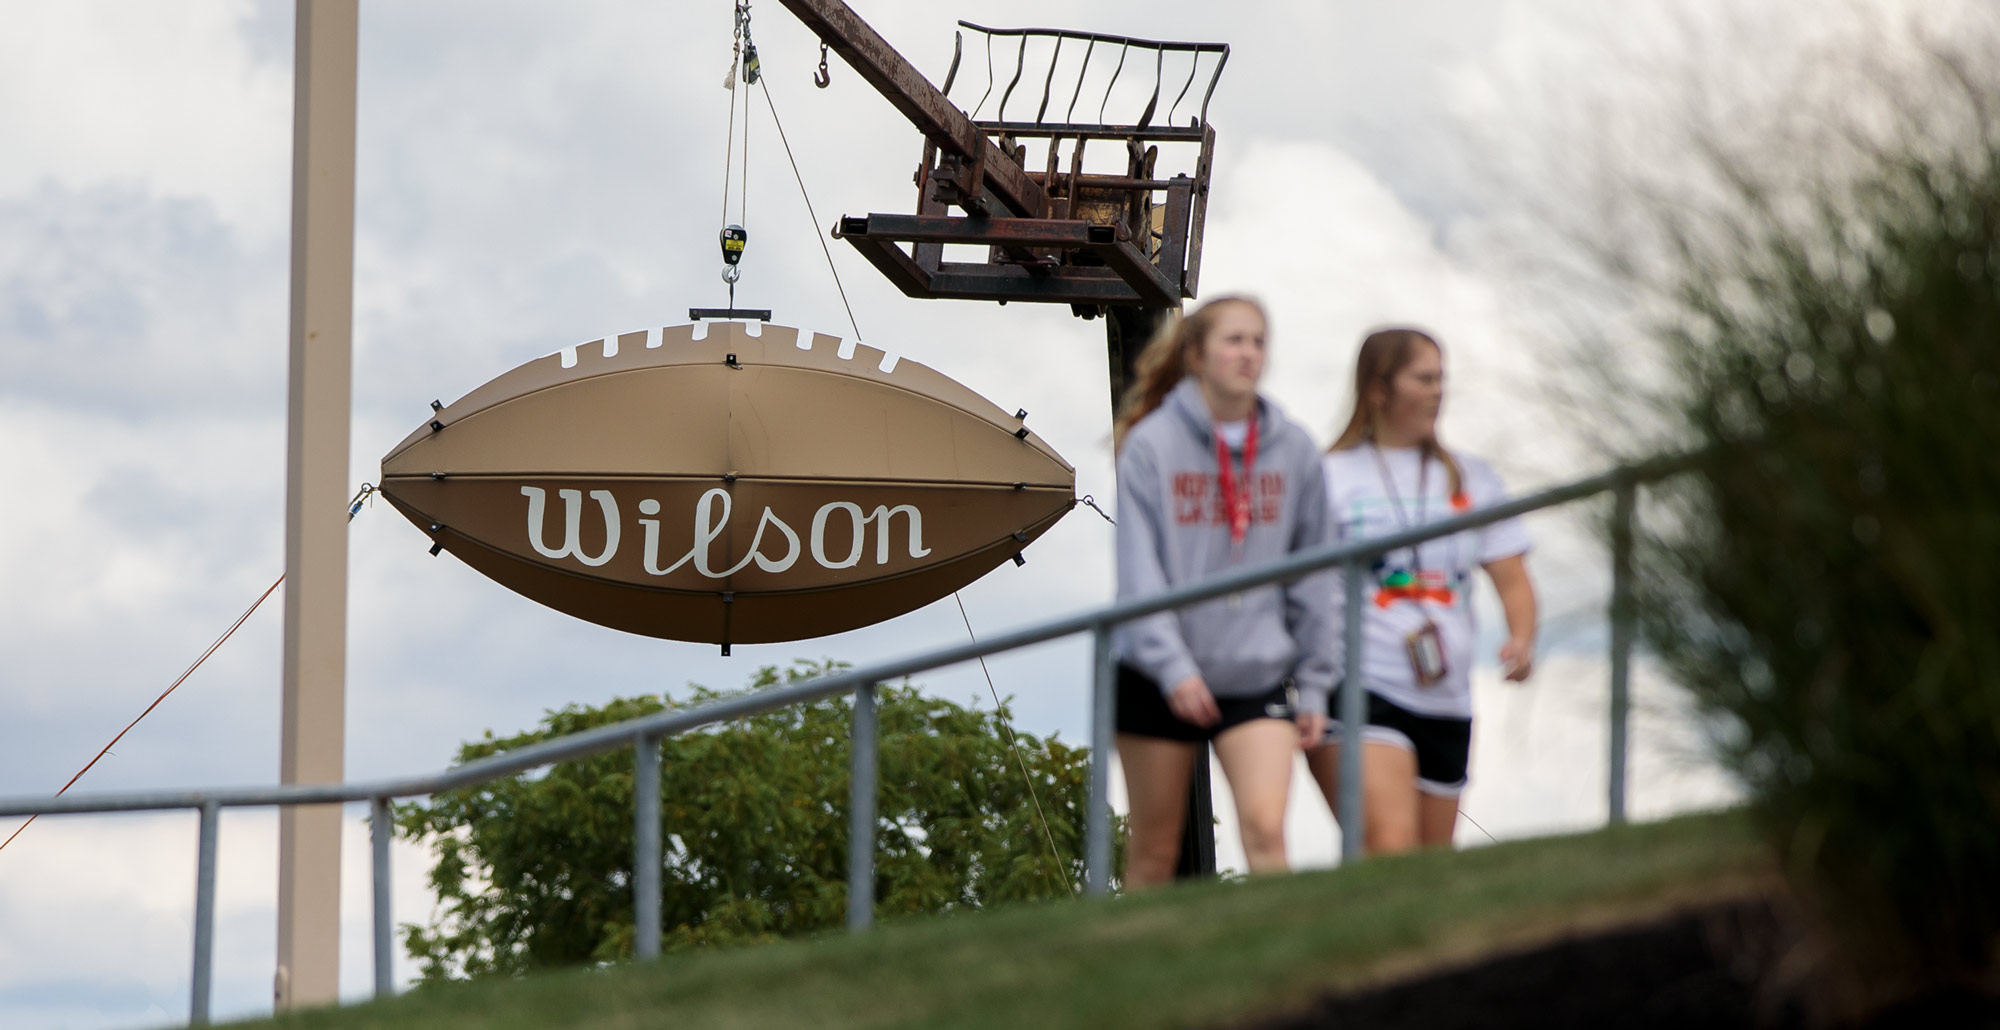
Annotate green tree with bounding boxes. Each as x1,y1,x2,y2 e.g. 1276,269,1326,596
395,661,1113,982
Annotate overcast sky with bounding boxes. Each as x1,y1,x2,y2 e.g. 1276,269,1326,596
3,0,1960,1025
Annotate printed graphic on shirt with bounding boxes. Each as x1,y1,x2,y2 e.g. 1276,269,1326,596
1171,471,1287,526
1322,448,1531,717
1342,494,1477,609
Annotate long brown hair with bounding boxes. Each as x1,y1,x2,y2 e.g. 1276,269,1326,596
1331,327,1464,502
1112,296,1266,451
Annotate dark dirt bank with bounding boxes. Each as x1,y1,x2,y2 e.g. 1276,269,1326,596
1238,897,1999,1030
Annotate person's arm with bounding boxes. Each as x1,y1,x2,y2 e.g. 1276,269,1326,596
1282,451,1336,745
1115,440,1217,724
1482,553,1537,681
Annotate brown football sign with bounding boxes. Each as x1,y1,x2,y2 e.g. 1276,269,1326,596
378,321,1075,646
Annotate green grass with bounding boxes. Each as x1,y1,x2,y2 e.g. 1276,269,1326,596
239,812,1766,1030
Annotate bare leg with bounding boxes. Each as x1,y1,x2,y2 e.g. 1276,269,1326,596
1116,733,1199,889
1210,719,1299,875
1304,740,1422,855
1417,791,1460,849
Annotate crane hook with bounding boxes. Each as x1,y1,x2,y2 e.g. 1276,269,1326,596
814,41,831,88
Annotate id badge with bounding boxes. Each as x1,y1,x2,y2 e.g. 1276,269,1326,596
1406,621,1447,686
1265,679,1300,719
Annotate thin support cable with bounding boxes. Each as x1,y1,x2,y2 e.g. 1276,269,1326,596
722,42,740,225
1458,807,1500,845
758,79,861,339
739,75,750,232
0,573,286,856
953,592,1075,897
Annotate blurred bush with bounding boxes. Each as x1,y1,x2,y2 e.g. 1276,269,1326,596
1614,23,2000,1003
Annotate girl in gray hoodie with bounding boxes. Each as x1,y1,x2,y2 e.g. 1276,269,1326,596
1113,296,1338,887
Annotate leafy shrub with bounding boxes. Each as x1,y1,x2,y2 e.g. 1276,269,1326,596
396,661,1109,982
1614,35,2000,999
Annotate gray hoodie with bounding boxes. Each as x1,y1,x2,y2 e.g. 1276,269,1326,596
1114,377,1338,716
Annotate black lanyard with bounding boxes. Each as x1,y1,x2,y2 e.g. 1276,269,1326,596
1371,443,1429,574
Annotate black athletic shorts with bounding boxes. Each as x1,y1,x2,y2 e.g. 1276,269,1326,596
1115,663,1294,743
1324,691,1473,798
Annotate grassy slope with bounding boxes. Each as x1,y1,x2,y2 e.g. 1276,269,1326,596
240,812,1767,1030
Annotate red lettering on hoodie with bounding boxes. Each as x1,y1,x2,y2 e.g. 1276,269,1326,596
1173,472,1287,527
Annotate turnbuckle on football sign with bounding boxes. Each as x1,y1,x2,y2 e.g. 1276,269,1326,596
377,322,1076,647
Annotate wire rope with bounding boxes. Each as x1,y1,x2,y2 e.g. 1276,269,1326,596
755,79,859,340
739,70,750,236
954,593,1076,897
0,485,377,858
750,47,1067,889
0,574,285,857
722,31,740,226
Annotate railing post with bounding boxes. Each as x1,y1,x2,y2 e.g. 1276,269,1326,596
370,796,394,997
848,684,878,931
1608,478,1637,825
1339,558,1367,864
1086,622,1116,895
632,734,662,959
190,799,219,1027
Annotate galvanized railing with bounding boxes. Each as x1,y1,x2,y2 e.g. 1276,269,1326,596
0,457,1683,1026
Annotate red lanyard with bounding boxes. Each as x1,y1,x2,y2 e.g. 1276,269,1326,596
1214,418,1260,550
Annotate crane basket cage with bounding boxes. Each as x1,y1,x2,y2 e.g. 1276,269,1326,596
834,22,1229,313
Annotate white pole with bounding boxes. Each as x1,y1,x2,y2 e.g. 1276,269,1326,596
276,0,357,1011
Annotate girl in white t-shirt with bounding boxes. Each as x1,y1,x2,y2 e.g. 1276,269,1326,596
1307,328,1539,855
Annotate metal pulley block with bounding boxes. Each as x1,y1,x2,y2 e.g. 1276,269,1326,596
720,224,747,284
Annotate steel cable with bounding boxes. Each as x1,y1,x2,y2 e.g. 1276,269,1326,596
0,486,378,857
751,53,1066,889
0,574,285,857
756,77,860,340
955,593,1076,897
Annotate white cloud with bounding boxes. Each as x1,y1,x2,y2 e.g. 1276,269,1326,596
1202,139,1524,446
0,1,291,239
0,185,288,418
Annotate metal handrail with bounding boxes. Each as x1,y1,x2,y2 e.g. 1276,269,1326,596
0,454,1688,1026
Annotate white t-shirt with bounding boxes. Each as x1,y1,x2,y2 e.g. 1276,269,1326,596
1323,445,1531,719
